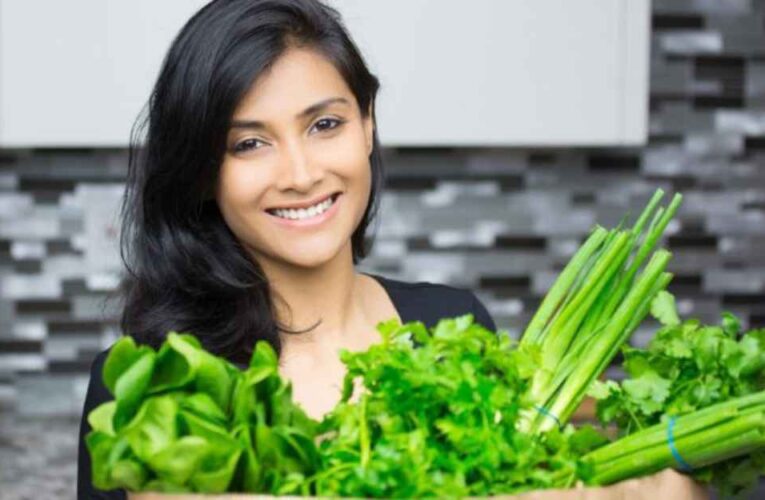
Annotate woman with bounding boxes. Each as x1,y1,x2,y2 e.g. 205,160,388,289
77,0,495,497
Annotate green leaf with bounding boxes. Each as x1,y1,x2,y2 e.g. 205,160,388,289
190,441,243,493
110,458,148,491
85,431,118,490
179,409,229,441
375,317,404,343
255,405,279,464
194,355,236,414
622,370,671,415
249,340,278,370
692,326,725,372
146,435,209,486
511,344,541,380
231,363,278,427
149,332,237,413
568,425,610,455
269,379,295,426
113,349,157,431
586,379,619,400
593,389,625,425
87,401,116,436
651,322,693,359
737,334,765,377
721,312,741,337
650,290,680,327
102,336,144,395
622,348,653,378
150,332,203,392
340,368,355,402
179,392,227,426
234,425,263,492
123,395,179,463
689,376,722,406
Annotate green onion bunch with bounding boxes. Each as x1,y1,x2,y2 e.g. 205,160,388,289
519,189,683,433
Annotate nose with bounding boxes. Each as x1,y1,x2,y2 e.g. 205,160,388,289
275,138,323,192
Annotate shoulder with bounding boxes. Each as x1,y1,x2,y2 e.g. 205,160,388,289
368,273,496,332
78,346,127,498
82,347,113,415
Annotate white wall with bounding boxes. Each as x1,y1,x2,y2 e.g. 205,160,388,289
0,0,649,147
0,0,208,147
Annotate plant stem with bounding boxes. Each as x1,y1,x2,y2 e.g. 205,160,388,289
520,226,609,347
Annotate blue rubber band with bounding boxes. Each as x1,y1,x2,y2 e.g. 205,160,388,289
667,416,694,471
533,405,562,428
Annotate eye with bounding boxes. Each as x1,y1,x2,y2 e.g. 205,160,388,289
232,137,266,153
311,117,344,133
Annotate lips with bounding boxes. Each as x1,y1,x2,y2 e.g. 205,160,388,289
265,192,341,213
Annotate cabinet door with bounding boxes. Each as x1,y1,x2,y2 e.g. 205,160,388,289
0,0,649,147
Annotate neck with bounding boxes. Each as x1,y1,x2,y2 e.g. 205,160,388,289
257,242,367,345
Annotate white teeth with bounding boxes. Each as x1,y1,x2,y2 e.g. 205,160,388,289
272,195,336,220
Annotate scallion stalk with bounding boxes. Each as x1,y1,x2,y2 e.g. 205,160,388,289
518,189,684,434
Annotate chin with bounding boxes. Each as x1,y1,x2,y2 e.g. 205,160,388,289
284,253,337,269
274,239,350,269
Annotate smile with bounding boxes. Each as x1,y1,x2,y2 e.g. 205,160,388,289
265,193,342,226
268,193,338,220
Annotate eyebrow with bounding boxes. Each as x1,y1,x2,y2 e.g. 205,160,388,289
230,97,350,130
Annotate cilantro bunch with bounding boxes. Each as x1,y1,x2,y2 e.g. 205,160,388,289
85,333,320,494
592,291,765,431
312,315,606,497
586,291,765,496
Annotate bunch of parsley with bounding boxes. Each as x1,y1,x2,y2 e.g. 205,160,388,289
311,315,607,497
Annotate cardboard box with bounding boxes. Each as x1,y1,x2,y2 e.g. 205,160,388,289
129,468,709,500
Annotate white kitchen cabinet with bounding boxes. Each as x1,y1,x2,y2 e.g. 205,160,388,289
0,0,649,147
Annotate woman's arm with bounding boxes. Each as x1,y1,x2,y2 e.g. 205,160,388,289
77,348,127,500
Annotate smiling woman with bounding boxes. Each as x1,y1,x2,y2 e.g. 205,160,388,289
77,0,495,498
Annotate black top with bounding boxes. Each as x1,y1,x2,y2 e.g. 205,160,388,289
77,273,496,499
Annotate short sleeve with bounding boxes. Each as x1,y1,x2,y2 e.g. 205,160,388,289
77,349,127,500
469,292,497,332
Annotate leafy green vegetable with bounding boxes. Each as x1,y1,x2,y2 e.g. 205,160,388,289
588,296,765,496
650,290,681,327
312,315,602,497
591,301,765,431
86,332,320,494
584,390,765,497
519,189,682,433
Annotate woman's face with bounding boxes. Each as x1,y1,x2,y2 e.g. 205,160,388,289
216,47,374,272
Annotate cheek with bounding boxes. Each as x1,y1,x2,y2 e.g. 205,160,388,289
215,161,272,227
333,139,372,222
218,162,266,203
318,127,371,185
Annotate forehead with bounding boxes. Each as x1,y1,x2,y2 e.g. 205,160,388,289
232,47,354,120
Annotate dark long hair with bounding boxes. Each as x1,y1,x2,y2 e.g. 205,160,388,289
118,0,384,365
